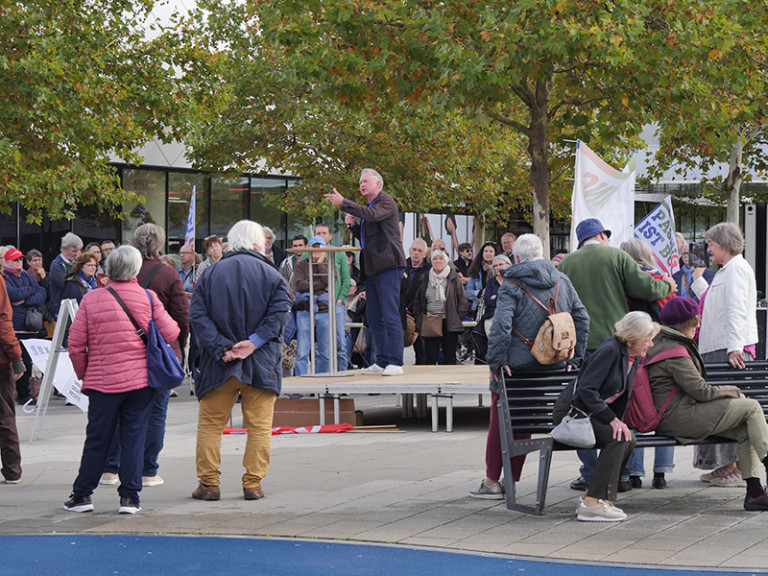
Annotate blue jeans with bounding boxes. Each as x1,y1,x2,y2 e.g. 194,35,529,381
623,445,675,479
578,445,676,483
335,303,348,371
104,389,170,477
295,310,330,375
365,267,404,368
74,387,154,500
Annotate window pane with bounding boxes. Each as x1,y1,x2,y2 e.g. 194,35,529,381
251,177,287,247
121,169,166,246
168,172,208,242
211,175,249,236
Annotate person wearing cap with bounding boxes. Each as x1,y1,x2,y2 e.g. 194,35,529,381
4,247,47,404
558,217,677,493
293,236,331,375
647,297,768,511
324,168,407,376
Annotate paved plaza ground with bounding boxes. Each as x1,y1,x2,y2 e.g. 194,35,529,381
3,385,768,572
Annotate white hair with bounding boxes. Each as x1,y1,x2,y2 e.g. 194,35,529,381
107,245,142,281
512,233,544,262
61,232,83,250
360,168,384,188
227,220,265,253
430,248,449,263
411,238,427,250
614,311,660,344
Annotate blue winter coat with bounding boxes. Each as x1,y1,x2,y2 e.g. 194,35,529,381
4,270,47,332
486,258,589,393
189,249,291,398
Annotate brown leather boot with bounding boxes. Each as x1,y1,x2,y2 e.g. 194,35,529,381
243,485,264,500
192,483,221,501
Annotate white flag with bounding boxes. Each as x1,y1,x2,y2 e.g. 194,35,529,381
570,141,636,250
634,196,680,276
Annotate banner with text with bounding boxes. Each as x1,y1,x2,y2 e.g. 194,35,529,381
571,141,636,250
22,339,88,412
633,195,680,277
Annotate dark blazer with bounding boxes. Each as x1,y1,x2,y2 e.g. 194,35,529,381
412,269,469,334
343,192,406,277
563,337,638,425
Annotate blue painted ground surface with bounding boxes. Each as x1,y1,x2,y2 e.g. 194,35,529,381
1,535,759,576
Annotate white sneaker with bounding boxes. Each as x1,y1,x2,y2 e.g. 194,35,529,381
710,470,746,487
383,365,404,376
577,499,627,522
142,475,164,487
361,364,385,375
100,473,119,486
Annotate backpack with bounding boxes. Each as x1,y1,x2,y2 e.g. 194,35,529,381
624,346,690,433
509,280,576,365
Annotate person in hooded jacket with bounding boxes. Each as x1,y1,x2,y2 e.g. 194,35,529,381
469,234,589,500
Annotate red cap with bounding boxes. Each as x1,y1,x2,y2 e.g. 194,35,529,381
4,248,24,261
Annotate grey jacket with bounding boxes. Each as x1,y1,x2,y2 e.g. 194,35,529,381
486,258,589,393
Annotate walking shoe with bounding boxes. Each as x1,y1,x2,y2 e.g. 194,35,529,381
383,365,404,376
100,473,119,486
699,467,730,483
744,487,768,511
652,476,667,489
192,483,221,501
629,476,643,489
569,476,589,491
4,478,21,485
711,470,746,487
577,499,627,522
469,480,505,500
243,485,265,500
118,496,141,514
63,494,94,513
142,475,164,487
361,364,385,375
618,480,632,493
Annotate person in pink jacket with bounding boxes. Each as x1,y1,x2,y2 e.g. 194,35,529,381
63,246,180,515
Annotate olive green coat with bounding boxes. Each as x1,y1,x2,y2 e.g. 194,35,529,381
646,326,740,444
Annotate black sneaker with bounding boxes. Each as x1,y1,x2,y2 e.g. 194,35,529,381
569,476,590,491
118,496,141,514
63,494,93,513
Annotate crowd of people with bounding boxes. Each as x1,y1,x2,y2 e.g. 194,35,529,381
0,167,765,522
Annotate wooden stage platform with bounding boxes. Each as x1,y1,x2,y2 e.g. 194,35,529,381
280,365,491,432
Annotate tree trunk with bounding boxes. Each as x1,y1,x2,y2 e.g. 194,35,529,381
527,77,553,256
725,139,743,225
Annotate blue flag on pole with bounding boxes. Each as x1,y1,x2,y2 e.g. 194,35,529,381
184,186,196,247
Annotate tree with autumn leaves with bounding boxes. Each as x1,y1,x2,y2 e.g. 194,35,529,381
0,0,182,222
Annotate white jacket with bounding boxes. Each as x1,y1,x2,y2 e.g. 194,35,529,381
692,254,757,355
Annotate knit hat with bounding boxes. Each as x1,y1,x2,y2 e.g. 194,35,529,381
576,218,611,247
659,297,699,326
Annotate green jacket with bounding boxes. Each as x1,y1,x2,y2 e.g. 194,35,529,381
559,243,673,350
301,249,350,303
646,326,740,444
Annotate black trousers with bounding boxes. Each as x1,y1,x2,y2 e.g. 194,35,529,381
553,397,636,501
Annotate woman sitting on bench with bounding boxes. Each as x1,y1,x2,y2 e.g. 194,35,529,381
554,311,657,522
647,297,768,511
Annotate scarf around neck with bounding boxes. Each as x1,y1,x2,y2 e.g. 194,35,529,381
428,265,451,304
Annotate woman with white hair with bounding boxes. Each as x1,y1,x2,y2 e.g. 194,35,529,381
553,312,659,521
64,246,180,514
689,222,758,487
411,249,469,365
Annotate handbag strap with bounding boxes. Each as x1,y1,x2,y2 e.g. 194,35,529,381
106,287,148,344
140,262,165,289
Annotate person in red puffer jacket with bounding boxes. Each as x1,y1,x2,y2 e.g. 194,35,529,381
63,245,179,515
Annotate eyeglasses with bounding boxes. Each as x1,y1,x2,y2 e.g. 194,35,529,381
83,263,98,268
